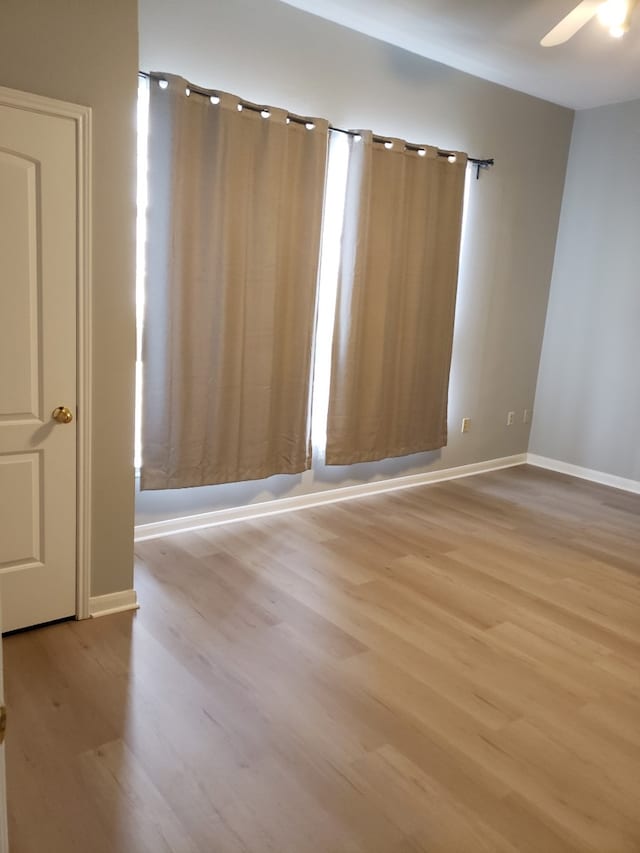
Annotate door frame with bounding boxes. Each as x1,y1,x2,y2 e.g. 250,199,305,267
0,85,93,620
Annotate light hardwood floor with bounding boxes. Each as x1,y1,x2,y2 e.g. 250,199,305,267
5,465,640,852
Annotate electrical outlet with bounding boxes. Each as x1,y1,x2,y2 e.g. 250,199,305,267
523,408,531,424
461,417,471,433
506,411,515,426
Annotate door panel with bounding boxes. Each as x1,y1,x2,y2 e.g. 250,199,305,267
0,104,77,632
0,152,39,419
0,453,41,568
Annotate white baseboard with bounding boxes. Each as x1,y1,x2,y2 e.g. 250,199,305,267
526,454,640,494
134,453,527,542
89,589,139,618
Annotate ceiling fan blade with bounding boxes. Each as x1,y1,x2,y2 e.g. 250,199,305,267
540,0,602,46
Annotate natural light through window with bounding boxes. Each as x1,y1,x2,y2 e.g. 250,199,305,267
134,76,149,472
310,132,350,456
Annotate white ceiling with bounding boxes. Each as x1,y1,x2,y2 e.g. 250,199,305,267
280,0,640,109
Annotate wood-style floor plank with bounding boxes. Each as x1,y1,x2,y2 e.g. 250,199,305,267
4,465,640,852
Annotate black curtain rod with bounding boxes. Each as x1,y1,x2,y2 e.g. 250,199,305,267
138,71,494,176
328,126,493,172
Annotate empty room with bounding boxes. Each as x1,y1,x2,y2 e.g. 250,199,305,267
0,0,639,851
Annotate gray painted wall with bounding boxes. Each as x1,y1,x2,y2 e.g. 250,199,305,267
136,0,574,524
0,0,138,595
530,99,640,482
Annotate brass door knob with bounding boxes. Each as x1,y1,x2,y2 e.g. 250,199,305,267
52,406,74,424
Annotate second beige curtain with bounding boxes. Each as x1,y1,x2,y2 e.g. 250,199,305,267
326,133,467,465
141,74,328,489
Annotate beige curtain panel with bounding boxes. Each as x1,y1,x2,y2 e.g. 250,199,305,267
326,132,467,465
141,74,328,490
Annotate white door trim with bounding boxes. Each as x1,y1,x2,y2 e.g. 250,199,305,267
0,85,92,621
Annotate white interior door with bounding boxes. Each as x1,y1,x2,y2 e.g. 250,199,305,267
0,98,78,632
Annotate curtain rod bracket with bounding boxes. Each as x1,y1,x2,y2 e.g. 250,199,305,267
474,158,494,180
